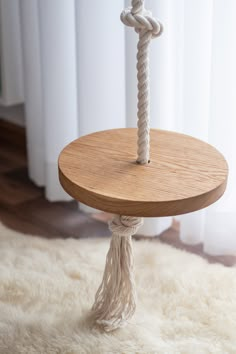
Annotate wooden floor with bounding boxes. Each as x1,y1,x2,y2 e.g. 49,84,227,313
0,119,235,267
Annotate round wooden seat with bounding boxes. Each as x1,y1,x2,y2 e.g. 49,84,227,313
58,128,228,217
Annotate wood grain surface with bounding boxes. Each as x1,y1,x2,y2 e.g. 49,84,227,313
58,128,228,217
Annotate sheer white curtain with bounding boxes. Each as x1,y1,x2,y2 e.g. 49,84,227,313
20,0,236,254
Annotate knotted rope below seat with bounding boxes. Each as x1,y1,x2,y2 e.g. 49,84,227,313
92,216,143,332
91,0,162,332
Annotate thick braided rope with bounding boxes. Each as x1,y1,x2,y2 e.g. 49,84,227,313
121,0,162,164
92,215,143,332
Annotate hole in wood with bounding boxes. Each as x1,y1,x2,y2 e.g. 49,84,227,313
136,160,151,165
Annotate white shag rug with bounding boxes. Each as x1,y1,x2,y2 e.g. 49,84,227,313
0,223,236,354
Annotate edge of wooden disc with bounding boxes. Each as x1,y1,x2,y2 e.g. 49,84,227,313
58,128,228,217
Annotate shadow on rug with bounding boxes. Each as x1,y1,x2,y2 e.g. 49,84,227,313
0,223,236,354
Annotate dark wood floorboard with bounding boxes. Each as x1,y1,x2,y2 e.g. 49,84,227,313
0,118,235,267
0,122,110,239
0,204,55,238
0,142,27,173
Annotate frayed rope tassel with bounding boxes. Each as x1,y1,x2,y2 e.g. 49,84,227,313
91,215,143,332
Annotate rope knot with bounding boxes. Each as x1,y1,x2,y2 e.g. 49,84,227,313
120,6,163,38
109,215,143,237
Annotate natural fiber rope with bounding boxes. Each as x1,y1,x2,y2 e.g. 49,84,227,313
91,0,162,332
92,216,143,331
121,0,162,164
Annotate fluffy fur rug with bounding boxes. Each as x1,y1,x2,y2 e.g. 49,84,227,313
0,223,236,354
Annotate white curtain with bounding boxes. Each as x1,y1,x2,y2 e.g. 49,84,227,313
20,0,236,254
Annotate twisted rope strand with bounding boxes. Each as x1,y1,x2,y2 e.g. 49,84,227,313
131,0,143,14
121,0,162,164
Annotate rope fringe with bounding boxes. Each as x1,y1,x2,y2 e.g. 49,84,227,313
92,216,143,332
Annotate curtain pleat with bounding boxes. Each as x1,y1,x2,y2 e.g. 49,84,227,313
20,0,45,186
38,0,78,200
75,0,126,136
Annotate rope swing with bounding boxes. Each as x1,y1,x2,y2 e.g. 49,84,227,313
91,0,163,332
58,0,228,336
